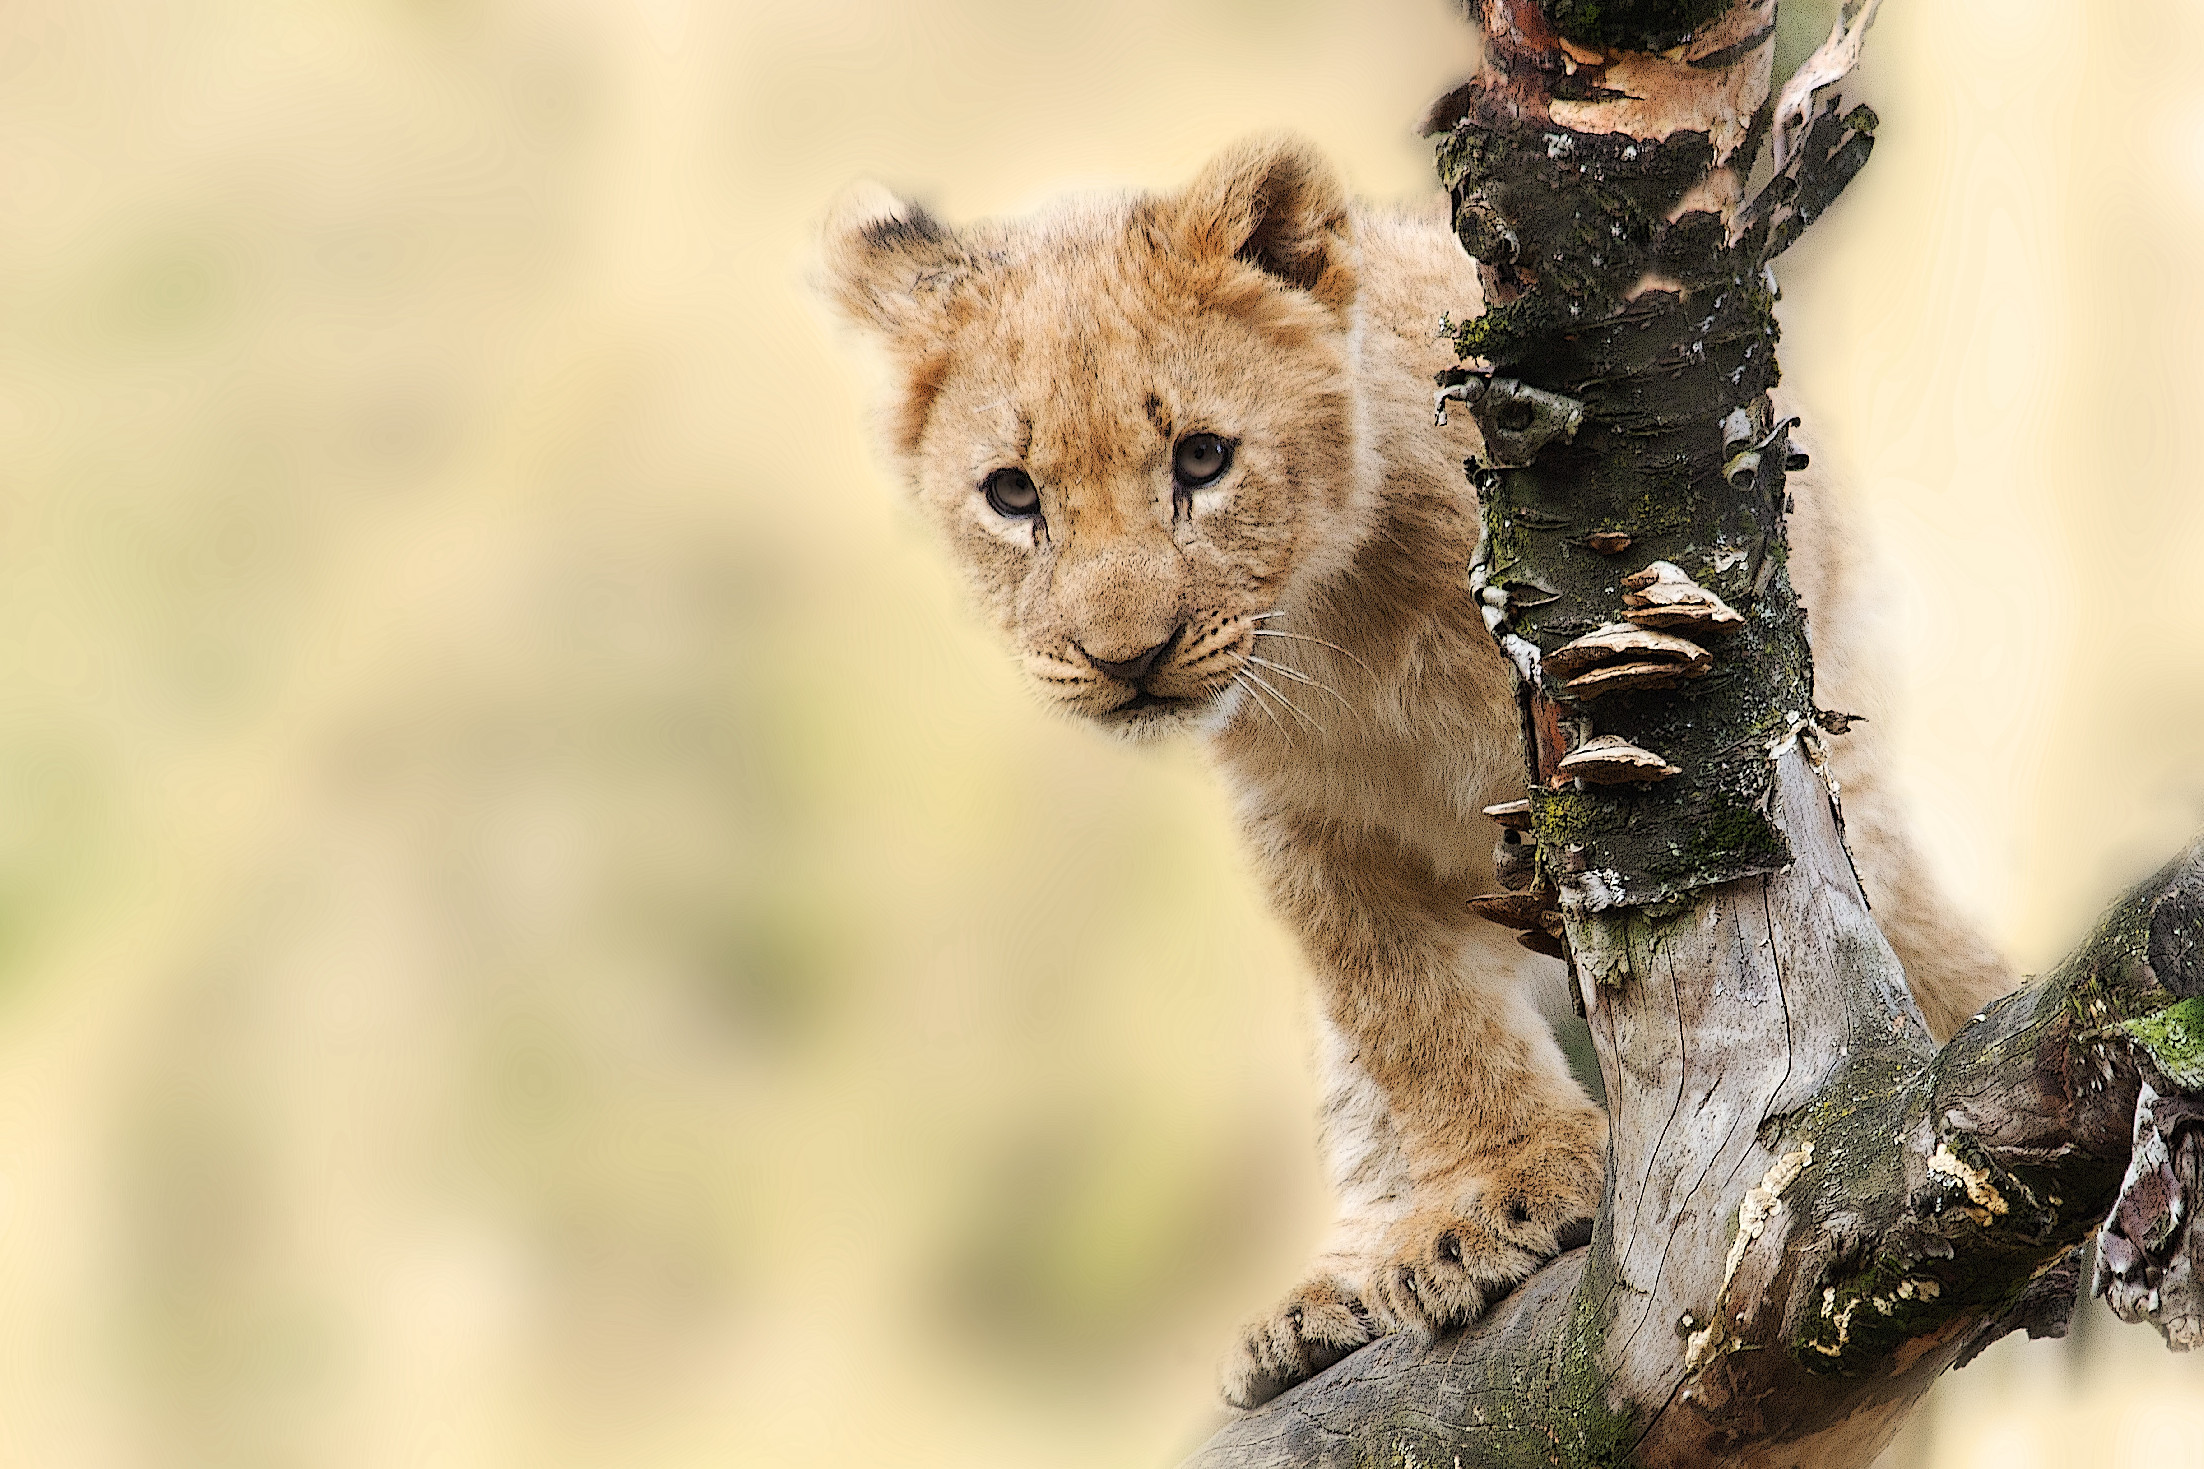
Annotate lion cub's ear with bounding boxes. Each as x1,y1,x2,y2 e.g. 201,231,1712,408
818,181,970,341
1149,135,1357,317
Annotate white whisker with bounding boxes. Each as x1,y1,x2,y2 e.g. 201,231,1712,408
1247,654,1356,716
1241,666,1322,734
1231,671,1289,737
1251,628,1375,679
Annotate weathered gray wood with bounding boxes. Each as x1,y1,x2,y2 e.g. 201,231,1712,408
1578,750,1922,1460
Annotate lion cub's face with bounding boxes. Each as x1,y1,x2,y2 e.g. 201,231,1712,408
823,139,1373,740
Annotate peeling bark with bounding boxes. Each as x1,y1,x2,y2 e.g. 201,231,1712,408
1188,2,2204,1464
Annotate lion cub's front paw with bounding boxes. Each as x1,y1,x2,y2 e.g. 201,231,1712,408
1371,1130,1606,1338
1219,1274,1378,1410
1366,1208,1547,1336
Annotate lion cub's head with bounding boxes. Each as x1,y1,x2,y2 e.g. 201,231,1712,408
821,137,1373,740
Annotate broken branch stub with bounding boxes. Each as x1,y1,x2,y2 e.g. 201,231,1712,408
2093,1083,2204,1349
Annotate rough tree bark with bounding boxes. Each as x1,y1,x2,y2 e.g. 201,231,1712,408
1189,3,2204,1465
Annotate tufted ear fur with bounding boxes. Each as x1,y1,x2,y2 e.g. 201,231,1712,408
817,180,971,342
1149,136,1357,317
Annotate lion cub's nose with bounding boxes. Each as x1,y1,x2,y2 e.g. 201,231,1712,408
1080,626,1182,685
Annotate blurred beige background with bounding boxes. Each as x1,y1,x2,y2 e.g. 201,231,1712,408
0,0,2199,1465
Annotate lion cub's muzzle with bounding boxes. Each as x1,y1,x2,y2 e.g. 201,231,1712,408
1079,626,1181,686
1082,625,1198,722
1023,615,1255,734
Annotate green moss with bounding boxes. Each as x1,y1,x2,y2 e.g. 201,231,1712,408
1483,499,1536,587
2042,851,2187,1028
1622,466,1707,538
2122,997,2204,1089
1676,797,1788,876
1447,291,1578,368
1785,1062,2092,1380
1544,1275,1642,1467
1531,787,1606,852
1743,274,1779,321
1347,1267,1641,1467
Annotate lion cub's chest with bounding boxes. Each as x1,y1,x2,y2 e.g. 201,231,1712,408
1216,619,1520,899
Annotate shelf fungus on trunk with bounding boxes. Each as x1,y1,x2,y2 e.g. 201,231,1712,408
1555,733,1681,785
1619,560,1746,633
1545,621,1714,699
1482,798,1533,830
1466,886,1568,958
1436,10,1882,905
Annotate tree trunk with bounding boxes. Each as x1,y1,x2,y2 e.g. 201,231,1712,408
1189,2,2204,1463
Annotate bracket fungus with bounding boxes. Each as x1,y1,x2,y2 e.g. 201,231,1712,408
1466,887,1566,957
1555,733,1681,785
1545,621,1713,699
1482,798,1533,830
1620,560,1746,634
1466,890,1562,930
1515,925,1567,959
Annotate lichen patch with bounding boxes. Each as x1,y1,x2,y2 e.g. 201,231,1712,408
1685,1140,1814,1370
1809,1276,1944,1359
1927,1142,2008,1223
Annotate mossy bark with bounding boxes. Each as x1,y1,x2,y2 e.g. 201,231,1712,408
1545,0,1736,53
1439,23,1874,906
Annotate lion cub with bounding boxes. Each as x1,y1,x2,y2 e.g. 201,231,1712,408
821,136,2011,1408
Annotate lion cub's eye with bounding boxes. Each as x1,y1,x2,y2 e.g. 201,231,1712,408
1173,433,1234,488
981,467,1040,518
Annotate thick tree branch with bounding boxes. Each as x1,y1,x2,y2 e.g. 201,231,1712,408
1192,819,2204,1467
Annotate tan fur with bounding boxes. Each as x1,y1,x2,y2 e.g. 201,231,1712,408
821,137,2014,1409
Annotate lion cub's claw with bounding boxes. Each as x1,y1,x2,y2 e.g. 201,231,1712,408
1368,1214,1545,1338
1220,1275,1378,1410
1372,1137,1606,1339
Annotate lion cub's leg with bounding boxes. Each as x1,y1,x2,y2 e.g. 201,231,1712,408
1220,825,1607,1408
